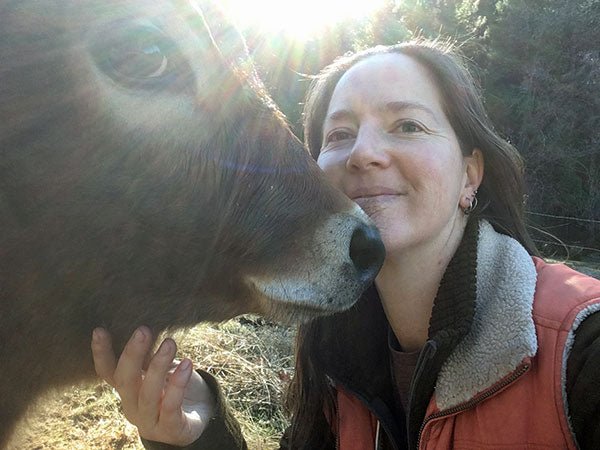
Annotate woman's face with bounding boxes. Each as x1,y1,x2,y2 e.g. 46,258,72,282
317,53,482,259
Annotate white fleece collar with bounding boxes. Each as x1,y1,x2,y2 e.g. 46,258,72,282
434,220,538,410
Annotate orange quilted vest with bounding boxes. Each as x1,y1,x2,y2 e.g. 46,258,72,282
335,258,600,450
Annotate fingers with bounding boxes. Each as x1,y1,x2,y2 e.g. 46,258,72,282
114,326,154,418
91,327,117,385
92,327,209,446
137,338,180,425
160,358,193,423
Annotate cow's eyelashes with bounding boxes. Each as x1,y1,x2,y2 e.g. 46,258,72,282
91,23,186,91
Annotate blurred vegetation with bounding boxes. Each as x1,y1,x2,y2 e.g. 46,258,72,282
242,0,600,259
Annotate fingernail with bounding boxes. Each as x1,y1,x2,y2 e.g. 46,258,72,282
176,359,192,380
158,339,173,355
179,359,191,372
92,328,101,342
133,328,146,342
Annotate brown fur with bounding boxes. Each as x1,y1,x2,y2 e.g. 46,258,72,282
0,0,384,446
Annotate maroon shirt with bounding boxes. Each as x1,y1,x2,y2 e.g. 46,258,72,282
388,328,421,414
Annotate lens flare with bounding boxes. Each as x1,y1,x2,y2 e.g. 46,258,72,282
223,0,386,40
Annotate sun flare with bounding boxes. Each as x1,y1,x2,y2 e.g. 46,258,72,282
223,0,386,40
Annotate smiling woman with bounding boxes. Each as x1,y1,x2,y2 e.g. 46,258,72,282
222,0,386,40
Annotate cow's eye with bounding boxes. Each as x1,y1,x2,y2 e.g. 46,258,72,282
91,23,184,90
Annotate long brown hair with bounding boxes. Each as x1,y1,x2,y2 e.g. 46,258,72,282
285,40,538,447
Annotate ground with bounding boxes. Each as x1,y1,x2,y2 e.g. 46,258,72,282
9,319,294,450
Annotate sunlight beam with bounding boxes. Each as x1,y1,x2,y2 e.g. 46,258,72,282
223,0,386,40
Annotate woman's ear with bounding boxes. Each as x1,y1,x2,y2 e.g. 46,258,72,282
460,149,484,211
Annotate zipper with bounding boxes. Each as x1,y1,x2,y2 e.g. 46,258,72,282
332,381,399,450
335,394,341,450
406,340,437,450
335,401,393,450
339,418,383,449
415,362,530,450
336,414,341,450
375,420,381,450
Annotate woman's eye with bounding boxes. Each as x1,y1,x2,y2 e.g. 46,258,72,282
394,121,424,133
326,130,354,143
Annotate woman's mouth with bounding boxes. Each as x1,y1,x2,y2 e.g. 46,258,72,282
349,187,403,201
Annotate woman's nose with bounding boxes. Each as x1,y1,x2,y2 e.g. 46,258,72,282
346,130,391,171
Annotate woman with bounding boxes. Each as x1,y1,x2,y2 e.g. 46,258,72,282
92,41,600,449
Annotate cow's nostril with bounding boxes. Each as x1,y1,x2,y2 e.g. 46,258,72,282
349,224,386,282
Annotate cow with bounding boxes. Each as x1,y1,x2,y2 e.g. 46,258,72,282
0,0,385,446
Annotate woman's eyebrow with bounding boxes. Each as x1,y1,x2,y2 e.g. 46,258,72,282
326,109,356,123
327,101,439,124
380,101,438,119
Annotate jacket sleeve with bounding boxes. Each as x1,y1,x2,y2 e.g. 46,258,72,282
139,371,336,450
566,310,600,449
141,369,248,450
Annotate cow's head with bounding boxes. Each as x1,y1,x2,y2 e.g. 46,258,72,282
0,0,384,343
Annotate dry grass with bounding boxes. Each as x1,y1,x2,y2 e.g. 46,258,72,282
9,317,296,450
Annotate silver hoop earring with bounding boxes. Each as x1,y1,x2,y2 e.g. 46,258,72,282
463,191,478,215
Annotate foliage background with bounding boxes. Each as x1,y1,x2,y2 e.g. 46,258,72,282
244,0,600,260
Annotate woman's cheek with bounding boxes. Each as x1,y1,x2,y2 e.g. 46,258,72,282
317,150,340,168
318,153,346,184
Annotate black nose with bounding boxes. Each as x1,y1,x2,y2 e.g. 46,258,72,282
349,223,385,283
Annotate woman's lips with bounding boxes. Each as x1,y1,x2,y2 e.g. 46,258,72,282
348,187,403,201
352,194,398,202
349,190,404,214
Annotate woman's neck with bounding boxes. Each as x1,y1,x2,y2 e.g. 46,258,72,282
376,220,467,352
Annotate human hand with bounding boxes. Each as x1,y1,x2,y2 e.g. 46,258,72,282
91,326,216,446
